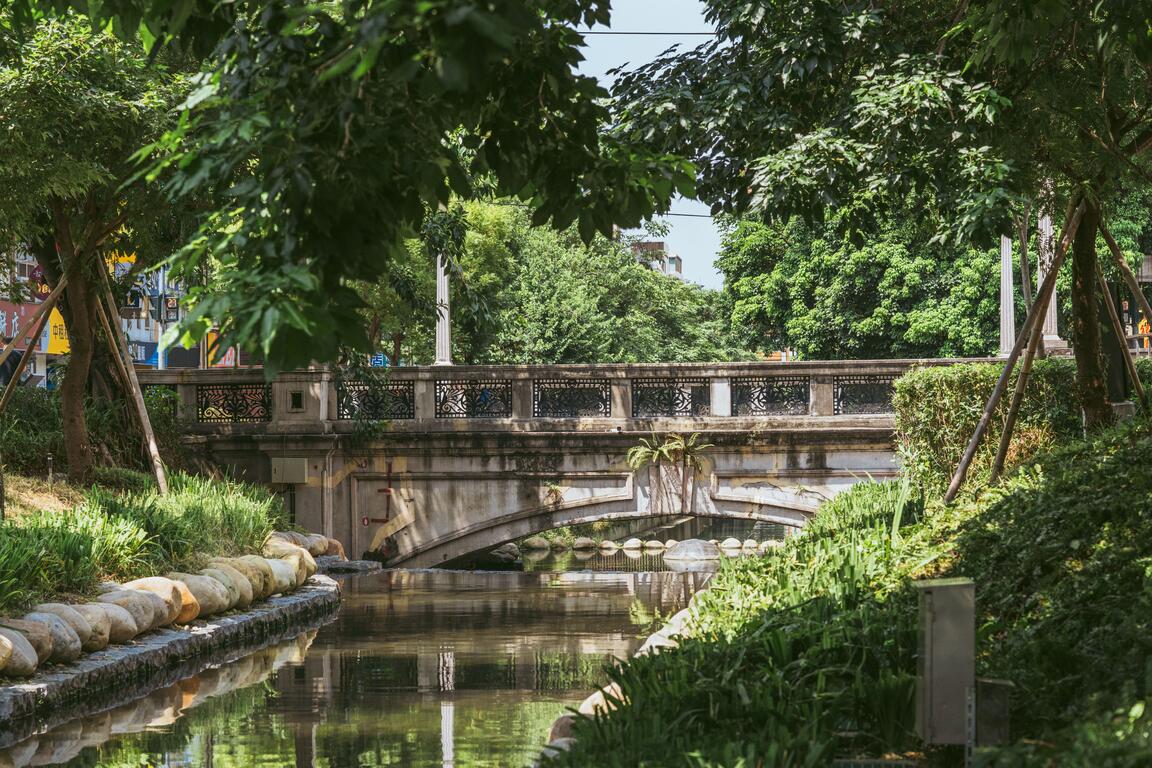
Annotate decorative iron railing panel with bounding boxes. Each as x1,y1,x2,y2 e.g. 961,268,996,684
532,379,611,418
196,383,271,423
337,380,416,420
435,379,513,418
731,376,810,416
833,375,896,415
631,378,711,417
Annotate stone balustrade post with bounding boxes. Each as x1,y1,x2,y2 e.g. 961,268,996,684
177,382,198,423
611,378,631,419
512,378,533,419
810,375,834,416
414,379,436,421
710,377,732,417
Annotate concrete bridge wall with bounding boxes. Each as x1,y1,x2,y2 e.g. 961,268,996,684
139,360,968,565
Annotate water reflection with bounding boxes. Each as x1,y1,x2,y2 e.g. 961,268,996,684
2,569,708,768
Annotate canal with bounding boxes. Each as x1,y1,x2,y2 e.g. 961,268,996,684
0,565,713,767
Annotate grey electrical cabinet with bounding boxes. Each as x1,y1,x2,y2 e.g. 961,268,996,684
270,457,309,485
915,577,975,745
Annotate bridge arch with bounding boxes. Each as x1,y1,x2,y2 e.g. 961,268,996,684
384,484,818,569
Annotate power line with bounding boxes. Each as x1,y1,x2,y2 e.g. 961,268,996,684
582,31,717,36
487,199,716,220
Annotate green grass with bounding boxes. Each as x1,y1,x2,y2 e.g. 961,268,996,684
0,471,286,614
547,419,1152,767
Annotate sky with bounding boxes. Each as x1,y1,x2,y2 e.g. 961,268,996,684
577,0,725,290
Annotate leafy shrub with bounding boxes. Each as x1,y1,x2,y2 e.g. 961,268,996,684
91,466,156,493
0,385,191,478
894,360,1081,496
949,420,1152,739
0,387,65,476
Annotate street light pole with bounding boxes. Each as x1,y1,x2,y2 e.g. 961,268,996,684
434,252,452,366
999,235,1016,357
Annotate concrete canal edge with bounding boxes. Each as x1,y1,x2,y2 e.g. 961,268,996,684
534,575,711,765
0,571,352,748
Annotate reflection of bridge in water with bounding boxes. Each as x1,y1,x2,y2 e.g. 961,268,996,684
142,359,966,566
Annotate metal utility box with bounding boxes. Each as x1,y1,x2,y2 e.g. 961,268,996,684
270,457,309,485
915,578,975,745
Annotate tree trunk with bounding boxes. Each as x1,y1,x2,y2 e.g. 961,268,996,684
1069,198,1114,431
392,332,403,367
60,272,96,483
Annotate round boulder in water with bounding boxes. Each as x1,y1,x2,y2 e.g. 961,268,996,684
571,537,597,551
522,536,550,551
643,540,664,550
622,538,643,550
742,539,758,550
663,539,722,561
720,537,743,550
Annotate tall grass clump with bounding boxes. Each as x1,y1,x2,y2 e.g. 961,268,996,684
0,471,285,613
89,472,286,570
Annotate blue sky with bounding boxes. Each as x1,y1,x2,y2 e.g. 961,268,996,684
578,0,725,290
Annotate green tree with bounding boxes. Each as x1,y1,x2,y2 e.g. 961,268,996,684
718,215,1000,359
490,223,746,364
10,0,694,374
0,14,188,481
612,0,1152,429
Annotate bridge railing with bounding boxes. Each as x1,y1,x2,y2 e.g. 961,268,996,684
138,359,977,432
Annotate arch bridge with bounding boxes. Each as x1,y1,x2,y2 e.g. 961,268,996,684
139,359,964,567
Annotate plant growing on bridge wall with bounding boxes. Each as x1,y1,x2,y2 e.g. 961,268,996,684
627,433,713,515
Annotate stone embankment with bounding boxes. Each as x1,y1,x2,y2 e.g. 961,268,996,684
0,530,361,747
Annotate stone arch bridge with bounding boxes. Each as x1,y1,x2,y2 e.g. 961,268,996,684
139,360,962,567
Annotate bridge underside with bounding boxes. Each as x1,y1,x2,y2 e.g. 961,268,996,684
195,426,898,568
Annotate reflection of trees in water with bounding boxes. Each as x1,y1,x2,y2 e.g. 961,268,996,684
2,570,710,768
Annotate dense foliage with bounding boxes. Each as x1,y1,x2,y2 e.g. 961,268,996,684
0,386,190,477
551,417,1152,765
0,472,285,614
0,11,190,482
894,361,1084,495
133,0,690,374
610,0,1152,427
360,201,750,365
718,215,1000,359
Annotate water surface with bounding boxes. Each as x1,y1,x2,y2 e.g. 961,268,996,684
3,568,709,768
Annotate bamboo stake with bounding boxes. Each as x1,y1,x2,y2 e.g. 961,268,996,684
1099,222,1152,331
990,280,1049,483
0,275,68,373
944,200,1086,503
0,287,61,415
97,271,169,495
1097,264,1147,411
93,295,135,409
1016,208,1034,313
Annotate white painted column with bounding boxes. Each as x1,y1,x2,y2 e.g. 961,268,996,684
1036,213,1064,347
999,235,1016,357
434,253,452,365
